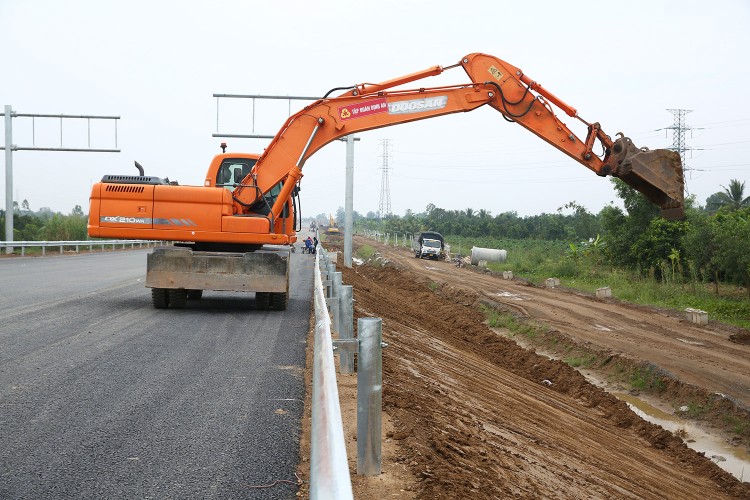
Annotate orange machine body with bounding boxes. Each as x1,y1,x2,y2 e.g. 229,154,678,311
88,152,298,245
89,52,684,247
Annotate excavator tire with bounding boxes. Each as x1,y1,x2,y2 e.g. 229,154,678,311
168,289,187,309
186,289,203,300
255,292,271,310
270,292,288,311
151,288,170,309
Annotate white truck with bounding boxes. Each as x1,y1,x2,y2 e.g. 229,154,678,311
413,231,445,260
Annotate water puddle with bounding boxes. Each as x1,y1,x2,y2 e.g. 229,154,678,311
495,291,525,301
615,392,750,482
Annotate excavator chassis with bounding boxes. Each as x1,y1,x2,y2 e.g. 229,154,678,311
145,246,290,310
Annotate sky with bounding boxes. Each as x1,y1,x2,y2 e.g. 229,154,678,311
1,0,749,220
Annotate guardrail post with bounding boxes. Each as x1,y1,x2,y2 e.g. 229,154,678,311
339,285,354,374
327,272,342,334
357,317,382,476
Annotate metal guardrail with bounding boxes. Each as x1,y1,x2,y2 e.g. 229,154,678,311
311,245,354,500
311,241,384,497
0,240,161,256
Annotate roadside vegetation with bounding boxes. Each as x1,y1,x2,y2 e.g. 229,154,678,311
1,201,88,241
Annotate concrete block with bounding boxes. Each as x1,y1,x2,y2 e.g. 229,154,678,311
685,308,708,325
502,271,514,280
545,278,560,287
596,287,612,299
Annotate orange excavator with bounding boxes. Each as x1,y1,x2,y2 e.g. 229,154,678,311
88,52,684,309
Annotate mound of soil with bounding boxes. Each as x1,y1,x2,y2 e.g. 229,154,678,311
342,257,749,499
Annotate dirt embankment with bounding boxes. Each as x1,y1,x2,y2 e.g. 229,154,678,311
328,237,750,499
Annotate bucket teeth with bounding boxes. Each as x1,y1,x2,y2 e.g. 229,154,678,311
610,138,685,220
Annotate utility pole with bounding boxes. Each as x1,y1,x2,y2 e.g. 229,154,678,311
665,108,693,176
378,139,392,219
1,105,120,253
344,135,355,268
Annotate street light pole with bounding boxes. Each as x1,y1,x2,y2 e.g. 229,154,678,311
4,105,13,254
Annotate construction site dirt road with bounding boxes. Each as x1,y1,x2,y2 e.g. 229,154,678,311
312,235,750,499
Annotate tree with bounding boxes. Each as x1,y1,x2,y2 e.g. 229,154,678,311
708,179,750,211
682,211,722,292
712,208,750,296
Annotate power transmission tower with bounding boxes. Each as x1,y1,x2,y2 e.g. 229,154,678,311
665,108,693,176
378,139,392,219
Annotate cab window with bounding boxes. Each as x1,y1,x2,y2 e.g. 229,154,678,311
216,159,256,190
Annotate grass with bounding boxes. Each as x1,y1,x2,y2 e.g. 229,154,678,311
628,364,666,393
724,414,750,436
355,245,376,260
565,354,598,369
446,235,750,330
484,307,547,340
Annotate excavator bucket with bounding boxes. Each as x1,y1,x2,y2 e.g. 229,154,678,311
607,137,685,220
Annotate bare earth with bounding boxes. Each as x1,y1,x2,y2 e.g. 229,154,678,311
299,236,750,499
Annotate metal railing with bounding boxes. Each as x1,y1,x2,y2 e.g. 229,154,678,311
0,240,161,256
311,246,354,500
311,242,384,498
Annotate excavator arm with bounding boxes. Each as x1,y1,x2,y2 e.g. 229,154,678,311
238,52,684,223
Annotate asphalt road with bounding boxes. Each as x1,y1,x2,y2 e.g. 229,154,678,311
0,248,313,499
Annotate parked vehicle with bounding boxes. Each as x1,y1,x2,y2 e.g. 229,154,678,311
413,231,445,260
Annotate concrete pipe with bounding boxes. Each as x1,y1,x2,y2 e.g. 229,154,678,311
470,247,507,266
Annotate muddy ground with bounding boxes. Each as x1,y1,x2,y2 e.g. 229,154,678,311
299,236,750,498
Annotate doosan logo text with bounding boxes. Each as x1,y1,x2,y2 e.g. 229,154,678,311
388,96,448,115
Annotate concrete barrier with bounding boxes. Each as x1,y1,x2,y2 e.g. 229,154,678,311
685,308,708,325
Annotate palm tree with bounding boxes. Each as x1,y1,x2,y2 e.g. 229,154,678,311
707,179,750,211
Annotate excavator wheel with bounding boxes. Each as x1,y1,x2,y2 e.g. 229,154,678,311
151,288,170,309
168,289,188,309
271,292,288,311
187,289,203,300
255,292,271,310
